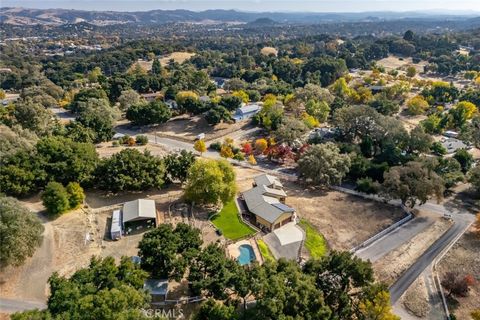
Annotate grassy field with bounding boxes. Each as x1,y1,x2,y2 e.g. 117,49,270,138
256,239,275,263
211,200,255,240
299,219,328,259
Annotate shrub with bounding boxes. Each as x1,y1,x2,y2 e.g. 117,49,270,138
119,135,131,145
355,178,380,194
209,141,222,151
431,141,447,156
126,137,135,146
233,152,245,161
42,181,85,216
136,135,148,145
65,182,85,209
41,182,71,216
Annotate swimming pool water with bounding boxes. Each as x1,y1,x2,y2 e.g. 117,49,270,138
237,244,256,266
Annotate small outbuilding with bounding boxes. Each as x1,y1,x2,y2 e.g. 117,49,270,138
122,199,157,233
144,279,169,302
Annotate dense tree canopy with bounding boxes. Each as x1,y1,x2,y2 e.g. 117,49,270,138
0,196,44,268
382,161,444,207
126,100,172,126
94,149,165,192
12,256,151,320
297,143,351,187
138,223,202,280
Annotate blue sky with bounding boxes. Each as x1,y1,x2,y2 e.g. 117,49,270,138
2,0,479,13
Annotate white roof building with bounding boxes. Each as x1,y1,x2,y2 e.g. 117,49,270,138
122,199,157,225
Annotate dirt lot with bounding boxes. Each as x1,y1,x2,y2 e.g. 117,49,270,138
402,276,431,318
373,214,452,285
160,52,195,65
437,226,480,320
0,187,185,305
376,55,427,73
155,115,252,142
260,46,278,56
233,167,406,250
95,141,168,158
129,52,195,72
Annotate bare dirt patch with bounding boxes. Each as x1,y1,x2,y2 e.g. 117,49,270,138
95,142,168,158
286,188,405,250
398,113,428,132
402,276,431,318
155,115,252,142
160,52,195,65
437,227,480,320
0,207,93,302
377,55,427,73
0,187,185,304
129,52,195,72
260,47,278,56
374,215,452,285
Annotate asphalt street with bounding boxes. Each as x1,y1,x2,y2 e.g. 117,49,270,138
355,215,435,262
389,219,470,304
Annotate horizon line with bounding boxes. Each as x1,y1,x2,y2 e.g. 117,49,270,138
2,5,480,15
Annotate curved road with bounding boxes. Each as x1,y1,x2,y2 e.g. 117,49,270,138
389,218,470,303
340,187,475,309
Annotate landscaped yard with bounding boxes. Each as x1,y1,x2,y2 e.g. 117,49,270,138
211,200,255,240
299,219,328,259
256,239,275,263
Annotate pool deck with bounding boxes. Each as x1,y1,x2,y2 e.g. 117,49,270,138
227,238,263,264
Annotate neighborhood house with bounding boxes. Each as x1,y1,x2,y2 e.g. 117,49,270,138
232,103,262,122
241,174,295,232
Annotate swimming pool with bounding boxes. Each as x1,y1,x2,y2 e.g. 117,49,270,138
237,244,256,266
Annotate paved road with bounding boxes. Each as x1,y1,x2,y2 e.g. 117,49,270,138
0,298,46,313
355,215,435,262
340,186,475,312
115,127,217,158
389,218,471,304
116,126,299,178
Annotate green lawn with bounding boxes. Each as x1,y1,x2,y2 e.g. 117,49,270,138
299,220,328,259
211,200,256,240
256,239,275,263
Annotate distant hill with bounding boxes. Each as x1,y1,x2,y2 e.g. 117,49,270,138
247,17,278,26
0,7,479,26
